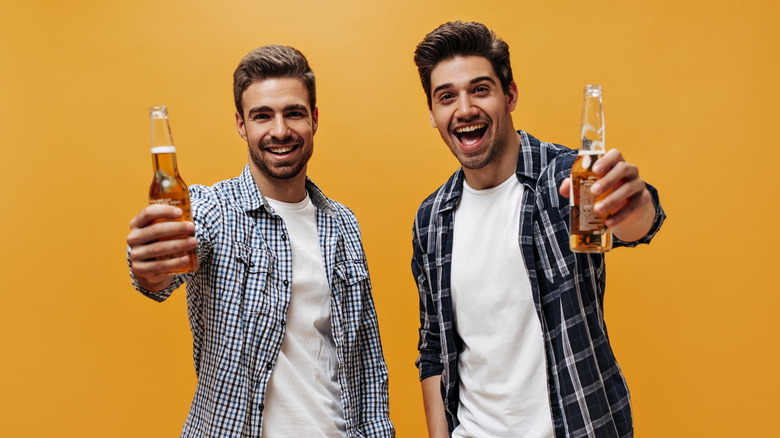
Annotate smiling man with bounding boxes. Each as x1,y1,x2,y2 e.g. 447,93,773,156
126,45,394,438
411,22,666,437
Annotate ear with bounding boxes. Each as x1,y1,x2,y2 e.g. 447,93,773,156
429,111,437,128
506,81,519,112
312,106,318,135
236,112,247,141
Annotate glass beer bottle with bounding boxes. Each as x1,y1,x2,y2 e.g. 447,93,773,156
570,85,613,253
148,105,198,273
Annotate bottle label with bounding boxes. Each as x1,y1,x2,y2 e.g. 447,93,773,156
574,176,606,233
151,146,176,154
150,198,182,206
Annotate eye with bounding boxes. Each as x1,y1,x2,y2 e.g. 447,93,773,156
286,111,305,118
474,85,490,94
252,113,270,120
438,92,455,103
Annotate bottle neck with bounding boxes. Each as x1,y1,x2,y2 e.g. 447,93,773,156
152,150,179,175
580,101,604,151
581,86,604,152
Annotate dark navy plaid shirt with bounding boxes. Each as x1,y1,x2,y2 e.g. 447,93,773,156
131,166,394,438
412,131,665,437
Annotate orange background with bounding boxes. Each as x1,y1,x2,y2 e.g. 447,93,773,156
1,0,777,436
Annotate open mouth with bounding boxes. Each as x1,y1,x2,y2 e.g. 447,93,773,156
266,144,299,155
455,124,487,146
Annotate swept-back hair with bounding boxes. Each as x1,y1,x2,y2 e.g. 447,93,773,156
233,45,316,117
414,21,512,108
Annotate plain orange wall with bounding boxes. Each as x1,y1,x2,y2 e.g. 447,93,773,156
1,0,778,436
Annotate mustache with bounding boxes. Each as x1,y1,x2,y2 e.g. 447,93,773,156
449,115,489,131
261,135,303,147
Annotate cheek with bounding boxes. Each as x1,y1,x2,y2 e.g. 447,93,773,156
296,124,316,140
246,125,267,141
431,110,449,130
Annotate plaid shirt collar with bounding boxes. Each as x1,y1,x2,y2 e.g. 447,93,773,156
437,130,541,214
235,165,337,218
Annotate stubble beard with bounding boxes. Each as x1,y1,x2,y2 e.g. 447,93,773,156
451,122,508,170
249,137,313,180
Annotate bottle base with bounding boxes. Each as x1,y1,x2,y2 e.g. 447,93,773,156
570,246,612,254
570,233,612,253
156,250,199,274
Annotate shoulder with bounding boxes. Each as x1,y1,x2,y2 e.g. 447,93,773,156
520,132,577,187
329,198,359,225
522,131,576,172
189,172,252,207
187,175,246,230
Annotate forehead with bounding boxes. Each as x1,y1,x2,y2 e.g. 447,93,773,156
430,55,498,90
241,77,311,111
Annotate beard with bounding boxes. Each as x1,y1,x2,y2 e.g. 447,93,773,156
248,135,313,180
448,118,509,170
456,138,503,169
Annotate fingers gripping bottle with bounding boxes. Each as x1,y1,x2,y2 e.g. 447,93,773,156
148,106,198,273
569,85,613,253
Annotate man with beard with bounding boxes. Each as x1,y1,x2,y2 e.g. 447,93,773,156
410,22,665,437
127,45,394,438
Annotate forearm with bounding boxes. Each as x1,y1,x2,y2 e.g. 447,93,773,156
421,375,449,438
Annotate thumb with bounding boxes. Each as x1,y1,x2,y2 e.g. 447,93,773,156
559,177,571,198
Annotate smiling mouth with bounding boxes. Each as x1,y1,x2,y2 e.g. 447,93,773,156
454,124,487,146
266,145,298,155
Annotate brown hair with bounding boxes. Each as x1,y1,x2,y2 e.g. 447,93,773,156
233,45,316,117
414,21,512,109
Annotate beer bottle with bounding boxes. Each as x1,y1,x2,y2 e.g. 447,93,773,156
148,106,198,273
570,85,613,253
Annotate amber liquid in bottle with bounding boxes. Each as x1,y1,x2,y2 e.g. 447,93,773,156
570,151,612,252
149,106,198,273
570,85,613,253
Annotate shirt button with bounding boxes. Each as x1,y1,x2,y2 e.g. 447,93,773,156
259,403,264,411
281,233,287,241
266,362,273,370
281,320,286,326
283,279,289,286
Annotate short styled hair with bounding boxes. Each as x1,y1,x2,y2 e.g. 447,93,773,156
233,45,317,117
414,21,513,109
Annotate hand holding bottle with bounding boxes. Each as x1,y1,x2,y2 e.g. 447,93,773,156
560,148,655,244
127,205,198,292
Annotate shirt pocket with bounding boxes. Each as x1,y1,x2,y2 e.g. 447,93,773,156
333,260,369,345
334,259,368,286
532,218,571,284
232,241,273,317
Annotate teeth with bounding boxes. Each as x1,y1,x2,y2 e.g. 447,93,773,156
455,124,486,134
269,146,293,154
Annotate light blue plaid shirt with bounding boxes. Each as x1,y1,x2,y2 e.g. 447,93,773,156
131,166,394,437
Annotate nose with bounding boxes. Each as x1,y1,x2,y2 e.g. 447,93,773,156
270,114,291,139
454,93,478,120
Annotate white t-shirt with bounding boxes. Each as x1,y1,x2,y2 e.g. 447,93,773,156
261,194,346,437
451,175,554,438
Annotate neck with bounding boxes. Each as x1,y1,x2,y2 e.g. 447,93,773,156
249,164,308,203
462,131,521,190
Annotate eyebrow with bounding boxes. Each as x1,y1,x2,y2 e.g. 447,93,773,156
432,76,498,96
247,103,309,117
